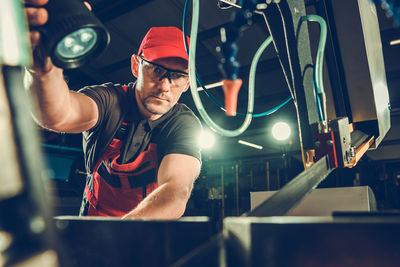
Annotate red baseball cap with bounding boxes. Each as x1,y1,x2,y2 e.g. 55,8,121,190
137,27,190,62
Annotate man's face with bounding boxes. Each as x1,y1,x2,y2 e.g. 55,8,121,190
134,55,189,120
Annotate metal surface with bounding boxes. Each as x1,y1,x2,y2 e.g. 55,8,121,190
349,135,375,167
0,67,23,201
1,66,62,267
351,129,370,148
250,186,376,216
0,2,63,265
329,0,390,148
224,215,400,267
54,216,214,267
0,0,31,66
170,233,224,267
245,155,333,217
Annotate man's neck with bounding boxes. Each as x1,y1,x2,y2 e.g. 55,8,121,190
134,89,162,121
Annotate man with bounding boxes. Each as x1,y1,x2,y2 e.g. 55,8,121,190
24,0,202,219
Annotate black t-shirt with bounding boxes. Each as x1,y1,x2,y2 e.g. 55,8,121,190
78,82,202,173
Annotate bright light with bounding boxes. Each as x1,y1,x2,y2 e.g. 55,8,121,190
80,32,94,42
238,140,263,150
72,44,84,54
271,122,291,141
390,39,400,46
196,81,223,91
56,28,98,59
197,130,215,149
64,37,74,48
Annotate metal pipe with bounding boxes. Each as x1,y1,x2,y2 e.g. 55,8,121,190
266,160,270,191
283,150,288,184
277,168,281,189
220,165,225,219
250,170,254,190
235,163,239,216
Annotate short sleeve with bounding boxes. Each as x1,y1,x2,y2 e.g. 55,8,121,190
78,83,122,131
161,106,202,163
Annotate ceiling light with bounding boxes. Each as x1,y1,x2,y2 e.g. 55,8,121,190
271,121,291,141
389,39,400,46
40,0,110,69
197,81,223,91
238,140,263,150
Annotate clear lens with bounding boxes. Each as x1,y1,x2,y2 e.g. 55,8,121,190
170,73,189,87
55,28,98,59
142,60,188,87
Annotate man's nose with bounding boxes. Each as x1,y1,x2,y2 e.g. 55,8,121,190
158,76,172,92
158,72,173,84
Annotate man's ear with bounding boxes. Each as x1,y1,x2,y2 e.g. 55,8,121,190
183,82,190,92
131,54,139,78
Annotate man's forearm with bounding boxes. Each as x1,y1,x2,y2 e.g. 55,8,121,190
122,182,192,220
25,66,73,130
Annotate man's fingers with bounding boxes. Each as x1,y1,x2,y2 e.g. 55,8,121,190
25,0,55,73
26,7,48,26
30,31,41,47
25,0,49,6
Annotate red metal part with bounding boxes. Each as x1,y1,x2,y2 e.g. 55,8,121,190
314,131,338,168
222,79,242,116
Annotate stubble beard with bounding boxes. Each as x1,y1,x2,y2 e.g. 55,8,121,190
142,97,170,115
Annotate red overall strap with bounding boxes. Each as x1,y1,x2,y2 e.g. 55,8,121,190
84,84,159,216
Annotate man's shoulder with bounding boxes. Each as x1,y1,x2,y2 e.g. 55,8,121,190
78,82,135,110
80,82,136,135
154,103,202,137
172,103,198,117
168,103,201,125
154,103,202,162
78,82,125,95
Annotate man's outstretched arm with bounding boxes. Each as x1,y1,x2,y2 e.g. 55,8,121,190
24,0,98,133
122,153,201,219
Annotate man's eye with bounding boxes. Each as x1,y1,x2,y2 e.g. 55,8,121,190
153,67,164,76
170,72,185,79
